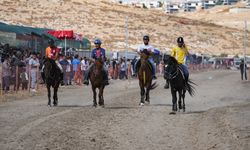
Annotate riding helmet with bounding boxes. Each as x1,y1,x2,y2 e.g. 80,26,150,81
94,39,102,45
177,37,184,43
143,35,150,41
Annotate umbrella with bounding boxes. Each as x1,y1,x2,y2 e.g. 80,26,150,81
47,30,74,55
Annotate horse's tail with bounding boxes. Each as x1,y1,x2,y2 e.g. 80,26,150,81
186,80,196,97
149,81,158,90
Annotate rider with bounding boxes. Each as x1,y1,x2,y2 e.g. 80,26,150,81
134,35,157,79
83,39,109,86
45,39,63,80
171,36,189,83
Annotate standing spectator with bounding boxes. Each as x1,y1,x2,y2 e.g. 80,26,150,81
111,59,117,79
72,54,80,83
66,56,72,85
240,59,247,80
74,62,82,85
159,60,164,76
81,57,89,80
127,59,132,79
131,56,137,74
59,54,69,86
2,55,11,93
29,53,39,92
119,58,128,79
20,67,28,90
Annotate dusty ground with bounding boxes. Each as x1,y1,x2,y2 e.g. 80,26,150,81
0,70,250,150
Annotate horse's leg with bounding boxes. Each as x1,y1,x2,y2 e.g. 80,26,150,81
145,86,150,104
182,89,186,112
92,86,97,107
98,86,104,107
140,86,145,105
171,89,177,112
178,90,183,111
53,85,58,106
47,84,51,106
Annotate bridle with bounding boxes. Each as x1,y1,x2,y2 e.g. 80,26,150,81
165,65,182,80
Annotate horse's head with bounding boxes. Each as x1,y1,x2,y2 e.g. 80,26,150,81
43,58,53,71
140,49,150,64
43,58,59,80
164,56,179,80
94,57,104,68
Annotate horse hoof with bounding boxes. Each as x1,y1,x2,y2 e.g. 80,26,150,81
169,111,176,115
139,103,144,106
183,109,185,112
93,104,97,108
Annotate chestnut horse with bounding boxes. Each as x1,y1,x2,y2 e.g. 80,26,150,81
89,58,106,107
138,49,157,106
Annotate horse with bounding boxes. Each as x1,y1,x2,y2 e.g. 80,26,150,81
43,58,61,106
164,56,196,114
89,58,106,107
138,49,157,106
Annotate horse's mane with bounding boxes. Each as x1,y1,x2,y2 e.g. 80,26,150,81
44,58,60,81
141,49,150,56
168,56,178,66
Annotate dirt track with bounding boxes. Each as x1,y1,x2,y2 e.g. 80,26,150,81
0,70,249,150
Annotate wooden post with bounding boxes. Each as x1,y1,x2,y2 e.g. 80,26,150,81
36,66,39,90
0,64,3,101
16,66,18,93
28,65,31,93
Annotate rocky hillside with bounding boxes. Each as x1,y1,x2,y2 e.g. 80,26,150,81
0,0,249,55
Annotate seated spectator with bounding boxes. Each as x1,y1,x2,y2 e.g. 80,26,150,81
20,67,28,90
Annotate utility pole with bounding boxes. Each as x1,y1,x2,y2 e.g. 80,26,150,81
125,16,128,64
244,21,247,76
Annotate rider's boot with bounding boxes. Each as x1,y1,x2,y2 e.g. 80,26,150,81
41,72,45,84
60,72,64,81
103,70,109,85
133,60,140,76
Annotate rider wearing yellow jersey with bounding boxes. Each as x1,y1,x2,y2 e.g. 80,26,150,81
171,37,189,83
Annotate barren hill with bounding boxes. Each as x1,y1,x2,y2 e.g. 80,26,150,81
0,0,249,55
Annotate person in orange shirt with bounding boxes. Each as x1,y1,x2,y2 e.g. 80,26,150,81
43,39,63,81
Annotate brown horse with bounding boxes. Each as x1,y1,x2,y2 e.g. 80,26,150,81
89,58,106,107
138,49,157,106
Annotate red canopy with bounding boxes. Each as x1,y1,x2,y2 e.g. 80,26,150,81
47,30,74,39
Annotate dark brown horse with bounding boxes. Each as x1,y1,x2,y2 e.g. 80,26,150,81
138,49,157,106
89,58,106,107
43,58,61,106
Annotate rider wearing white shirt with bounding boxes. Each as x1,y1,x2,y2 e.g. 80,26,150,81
134,35,157,79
